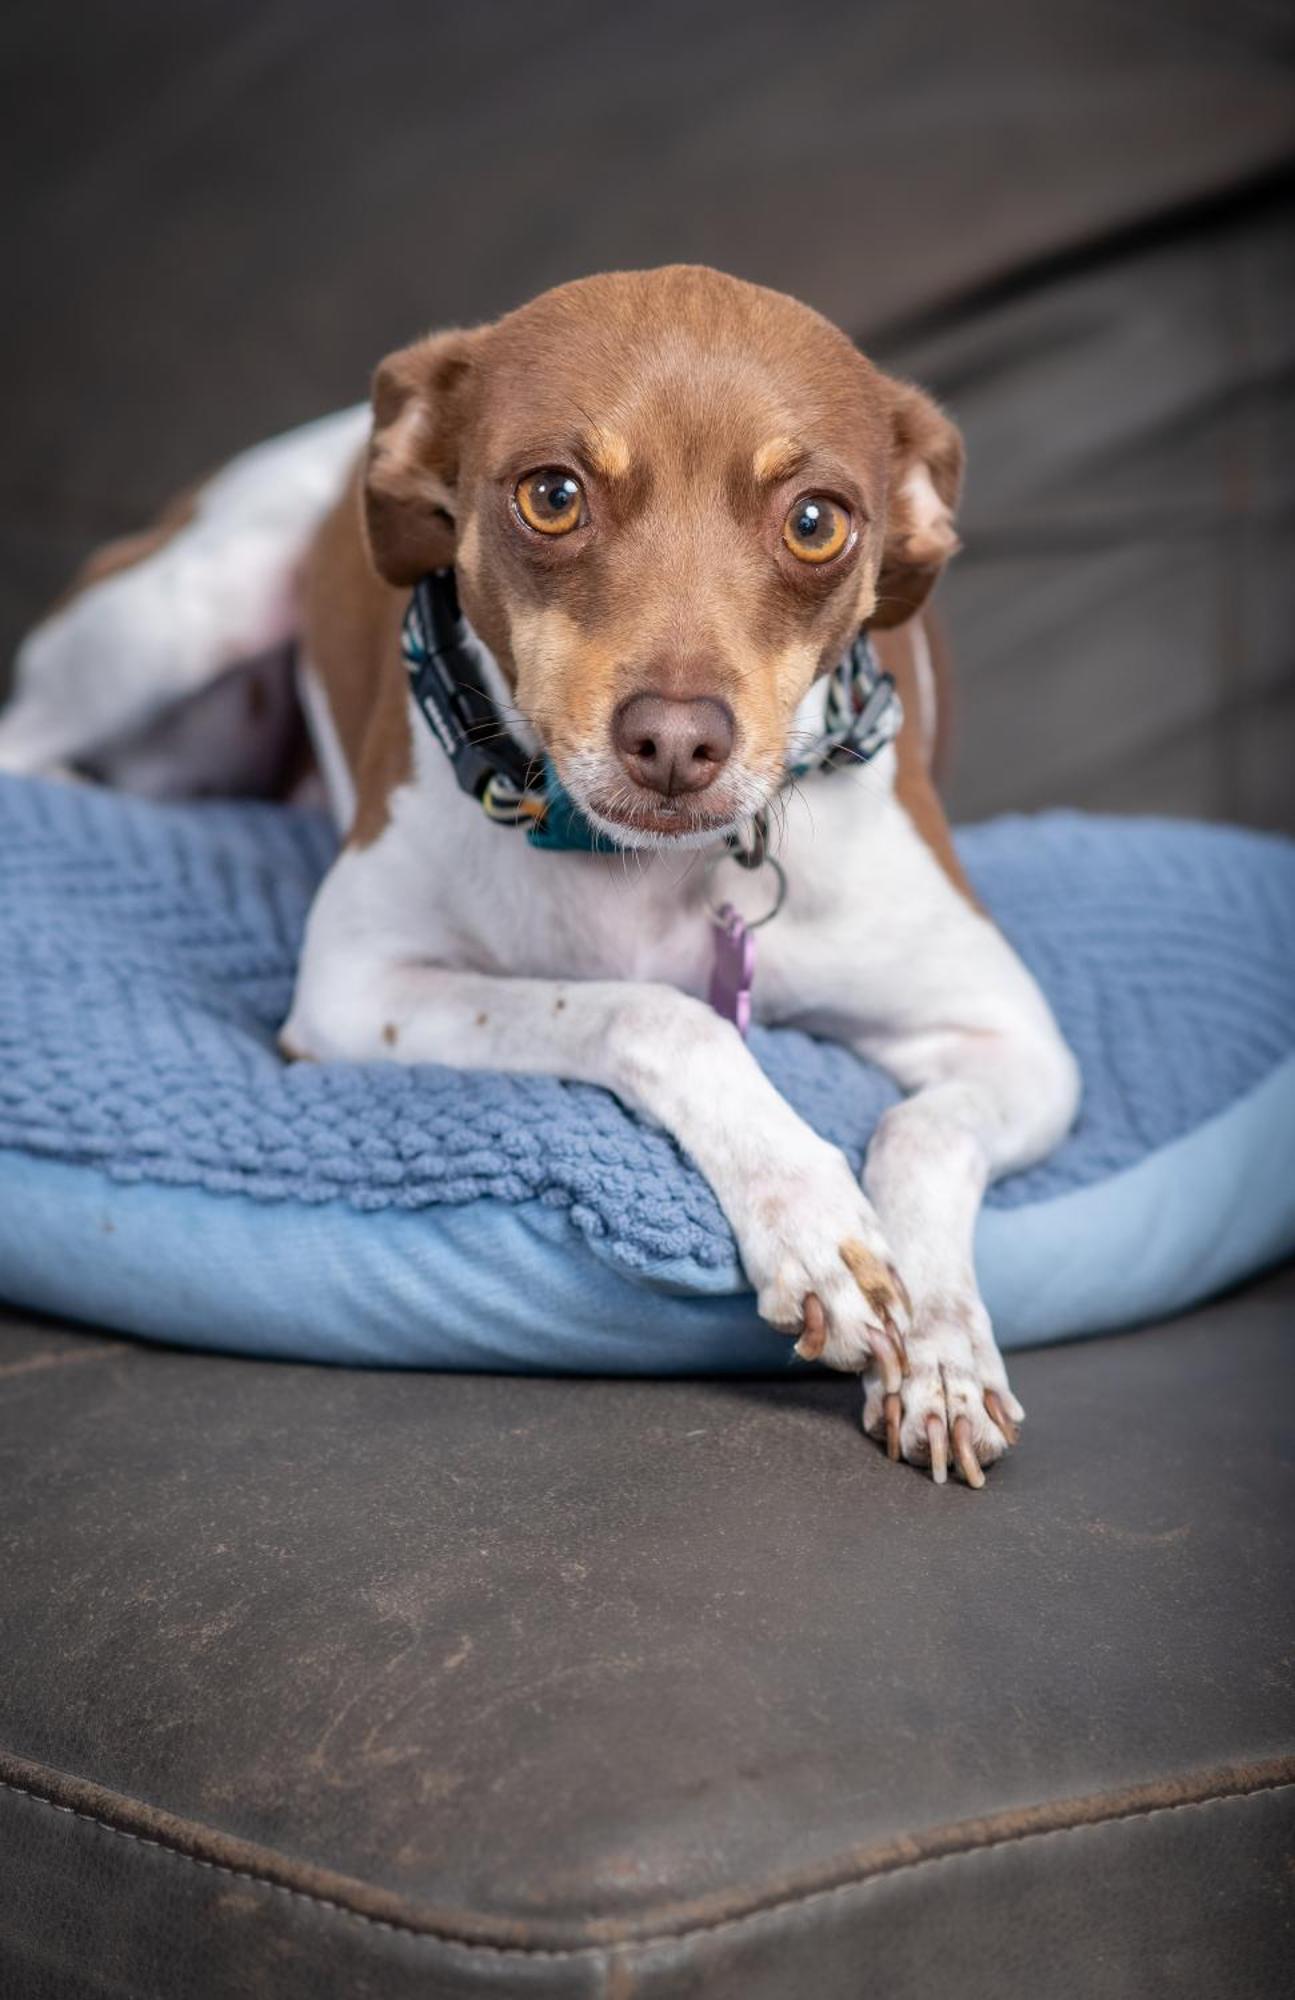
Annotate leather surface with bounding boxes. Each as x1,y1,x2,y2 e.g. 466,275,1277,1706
2,1276,1292,1994
2,1,1293,828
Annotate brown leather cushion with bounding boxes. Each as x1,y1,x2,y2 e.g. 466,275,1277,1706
2,1276,1291,1997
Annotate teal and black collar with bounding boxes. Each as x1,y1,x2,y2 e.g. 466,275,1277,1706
401,567,902,856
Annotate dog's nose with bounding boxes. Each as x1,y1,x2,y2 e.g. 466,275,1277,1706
612,693,734,797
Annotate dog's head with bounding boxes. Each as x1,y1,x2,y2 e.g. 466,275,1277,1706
363,266,961,846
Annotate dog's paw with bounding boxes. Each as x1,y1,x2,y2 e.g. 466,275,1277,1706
738,1151,911,1383
862,1292,1023,1487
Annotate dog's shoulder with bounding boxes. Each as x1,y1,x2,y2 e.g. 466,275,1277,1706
299,457,412,847
872,616,979,907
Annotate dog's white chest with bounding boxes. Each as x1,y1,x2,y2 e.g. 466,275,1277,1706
345,731,921,1032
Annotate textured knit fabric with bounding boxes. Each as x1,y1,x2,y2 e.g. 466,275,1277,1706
1,774,1292,1277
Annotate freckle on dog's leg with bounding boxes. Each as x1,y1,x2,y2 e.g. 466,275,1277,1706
885,1308,910,1377
839,1240,910,1385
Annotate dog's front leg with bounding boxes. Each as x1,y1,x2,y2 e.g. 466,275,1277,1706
285,965,909,1384
858,1020,1081,1484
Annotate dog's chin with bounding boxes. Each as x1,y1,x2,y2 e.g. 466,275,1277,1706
579,796,743,851
549,751,779,851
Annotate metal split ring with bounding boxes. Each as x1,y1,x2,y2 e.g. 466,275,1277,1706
705,849,787,930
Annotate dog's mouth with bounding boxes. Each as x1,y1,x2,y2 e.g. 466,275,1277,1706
583,793,743,848
555,752,778,851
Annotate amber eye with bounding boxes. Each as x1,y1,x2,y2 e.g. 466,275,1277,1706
514,468,586,536
782,495,851,564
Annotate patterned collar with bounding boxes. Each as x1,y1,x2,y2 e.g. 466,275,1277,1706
402,568,902,855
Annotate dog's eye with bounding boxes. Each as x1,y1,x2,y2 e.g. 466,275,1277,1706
514,469,586,536
782,495,851,564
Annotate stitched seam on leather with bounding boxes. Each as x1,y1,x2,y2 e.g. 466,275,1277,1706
2,1770,1292,1961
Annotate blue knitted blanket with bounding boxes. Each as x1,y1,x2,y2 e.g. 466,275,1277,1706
1,774,1292,1277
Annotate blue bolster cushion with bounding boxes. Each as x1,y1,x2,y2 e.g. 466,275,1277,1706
1,774,1291,1372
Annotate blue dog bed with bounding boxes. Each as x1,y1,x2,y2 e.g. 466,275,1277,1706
1,773,1292,1371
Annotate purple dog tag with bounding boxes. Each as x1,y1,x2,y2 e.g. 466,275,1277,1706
709,902,757,1037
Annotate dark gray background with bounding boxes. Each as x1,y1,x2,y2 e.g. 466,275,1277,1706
5,0,1293,826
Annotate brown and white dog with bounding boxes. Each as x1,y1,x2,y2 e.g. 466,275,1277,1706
0,266,1080,1485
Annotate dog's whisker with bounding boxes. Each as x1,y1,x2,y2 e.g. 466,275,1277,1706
783,776,819,842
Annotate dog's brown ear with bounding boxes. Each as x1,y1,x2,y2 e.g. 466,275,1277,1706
870,380,964,629
362,328,484,585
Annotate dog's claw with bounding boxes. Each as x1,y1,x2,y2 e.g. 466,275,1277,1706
884,1392,902,1462
952,1415,985,1488
796,1290,904,1386
984,1388,1018,1446
796,1292,827,1360
926,1414,948,1484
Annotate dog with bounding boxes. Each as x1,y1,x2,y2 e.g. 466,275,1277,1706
0,265,1080,1485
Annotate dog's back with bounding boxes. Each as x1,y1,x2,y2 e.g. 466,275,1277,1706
0,407,369,797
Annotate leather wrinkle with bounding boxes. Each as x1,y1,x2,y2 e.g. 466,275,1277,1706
863,161,1295,358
